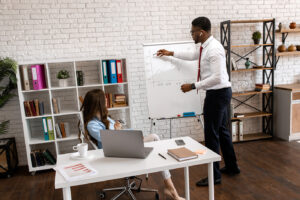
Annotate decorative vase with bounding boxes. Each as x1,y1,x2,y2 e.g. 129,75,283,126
289,22,296,29
245,58,250,69
253,38,260,45
288,45,296,52
58,79,68,87
278,22,282,31
277,44,286,52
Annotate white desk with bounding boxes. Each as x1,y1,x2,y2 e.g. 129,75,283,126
55,136,221,200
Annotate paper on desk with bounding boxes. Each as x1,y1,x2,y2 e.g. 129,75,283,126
194,149,207,154
56,163,97,182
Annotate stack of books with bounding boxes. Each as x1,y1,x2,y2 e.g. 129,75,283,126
52,97,61,114
23,99,44,117
167,147,198,162
255,84,270,92
30,149,56,167
105,93,113,108
113,94,127,107
55,122,70,138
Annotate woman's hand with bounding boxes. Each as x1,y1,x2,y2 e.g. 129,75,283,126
114,121,122,130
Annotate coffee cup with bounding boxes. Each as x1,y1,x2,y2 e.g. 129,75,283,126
73,143,88,157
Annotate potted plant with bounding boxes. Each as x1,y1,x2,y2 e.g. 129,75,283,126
0,57,19,177
57,70,70,87
252,31,261,45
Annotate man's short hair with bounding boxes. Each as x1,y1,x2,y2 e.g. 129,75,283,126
192,17,211,32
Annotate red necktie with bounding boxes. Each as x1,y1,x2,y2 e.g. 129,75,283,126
197,46,203,82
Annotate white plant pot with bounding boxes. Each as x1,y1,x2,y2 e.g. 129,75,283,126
58,79,68,87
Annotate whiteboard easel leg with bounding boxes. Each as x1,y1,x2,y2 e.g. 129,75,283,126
169,118,172,139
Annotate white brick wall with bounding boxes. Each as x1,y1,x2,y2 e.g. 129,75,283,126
1,0,300,165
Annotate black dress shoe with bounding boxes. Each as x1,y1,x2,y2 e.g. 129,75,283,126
220,166,240,175
196,177,221,187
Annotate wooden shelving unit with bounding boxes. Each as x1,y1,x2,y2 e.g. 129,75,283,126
233,132,272,143
275,25,300,61
230,19,273,24
221,19,275,142
231,44,273,48
232,90,272,97
17,59,132,172
231,67,273,73
232,111,272,120
276,28,300,33
276,51,300,56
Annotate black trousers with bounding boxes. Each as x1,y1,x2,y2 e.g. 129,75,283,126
203,87,238,180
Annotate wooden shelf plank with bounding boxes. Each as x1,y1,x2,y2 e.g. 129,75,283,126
232,111,272,120
108,106,129,111
231,43,273,48
231,19,273,24
31,164,56,171
276,28,300,33
276,51,300,56
233,132,272,143
232,90,272,97
232,67,273,72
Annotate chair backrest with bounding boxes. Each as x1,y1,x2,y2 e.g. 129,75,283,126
89,137,99,150
78,115,98,150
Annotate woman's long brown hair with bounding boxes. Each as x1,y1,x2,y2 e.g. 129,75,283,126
79,89,109,144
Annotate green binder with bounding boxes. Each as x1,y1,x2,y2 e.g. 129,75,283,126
46,117,55,140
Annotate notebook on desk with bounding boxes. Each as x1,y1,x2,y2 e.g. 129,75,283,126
167,147,198,162
101,130,153,159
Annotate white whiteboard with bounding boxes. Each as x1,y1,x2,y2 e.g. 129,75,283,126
143,41,202,119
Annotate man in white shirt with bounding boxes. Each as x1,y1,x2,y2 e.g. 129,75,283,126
157,17,240,186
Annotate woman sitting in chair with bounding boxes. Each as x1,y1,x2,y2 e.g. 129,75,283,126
81,89,184,200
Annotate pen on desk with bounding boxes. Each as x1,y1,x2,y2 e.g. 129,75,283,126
158,153,167,160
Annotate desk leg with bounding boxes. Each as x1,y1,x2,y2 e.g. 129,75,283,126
184,166,190,200
208,163,214,200
63,187,72,200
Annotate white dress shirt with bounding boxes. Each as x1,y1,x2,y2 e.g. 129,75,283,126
174,36,231,90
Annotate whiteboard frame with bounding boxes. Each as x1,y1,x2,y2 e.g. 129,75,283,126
143,40,202,119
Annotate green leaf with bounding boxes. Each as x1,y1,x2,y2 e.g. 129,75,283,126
0,57,18,108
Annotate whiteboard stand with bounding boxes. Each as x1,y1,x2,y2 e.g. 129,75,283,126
150,115,204,140
198,113,204,129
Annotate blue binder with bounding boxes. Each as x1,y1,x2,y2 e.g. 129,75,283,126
101,60,109,84
108,60,117,83
42,117,49,140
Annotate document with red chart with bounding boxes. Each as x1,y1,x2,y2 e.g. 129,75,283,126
56,163,97,182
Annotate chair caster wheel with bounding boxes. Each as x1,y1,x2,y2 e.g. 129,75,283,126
99,191,106,199
155,192,159,200
131,182,136,188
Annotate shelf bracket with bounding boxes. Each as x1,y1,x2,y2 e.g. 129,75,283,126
231,49,260,66
282,32,289,44
232,95,261,112
275,56,280,67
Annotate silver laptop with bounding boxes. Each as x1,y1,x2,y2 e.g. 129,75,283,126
101,130,153,159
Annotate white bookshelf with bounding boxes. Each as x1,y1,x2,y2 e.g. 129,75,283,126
17,58,131,172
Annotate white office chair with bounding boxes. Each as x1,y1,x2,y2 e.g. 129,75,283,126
88,138,159,200
78,118,159,200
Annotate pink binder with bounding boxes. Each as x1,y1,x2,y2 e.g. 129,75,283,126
31,65,47,90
